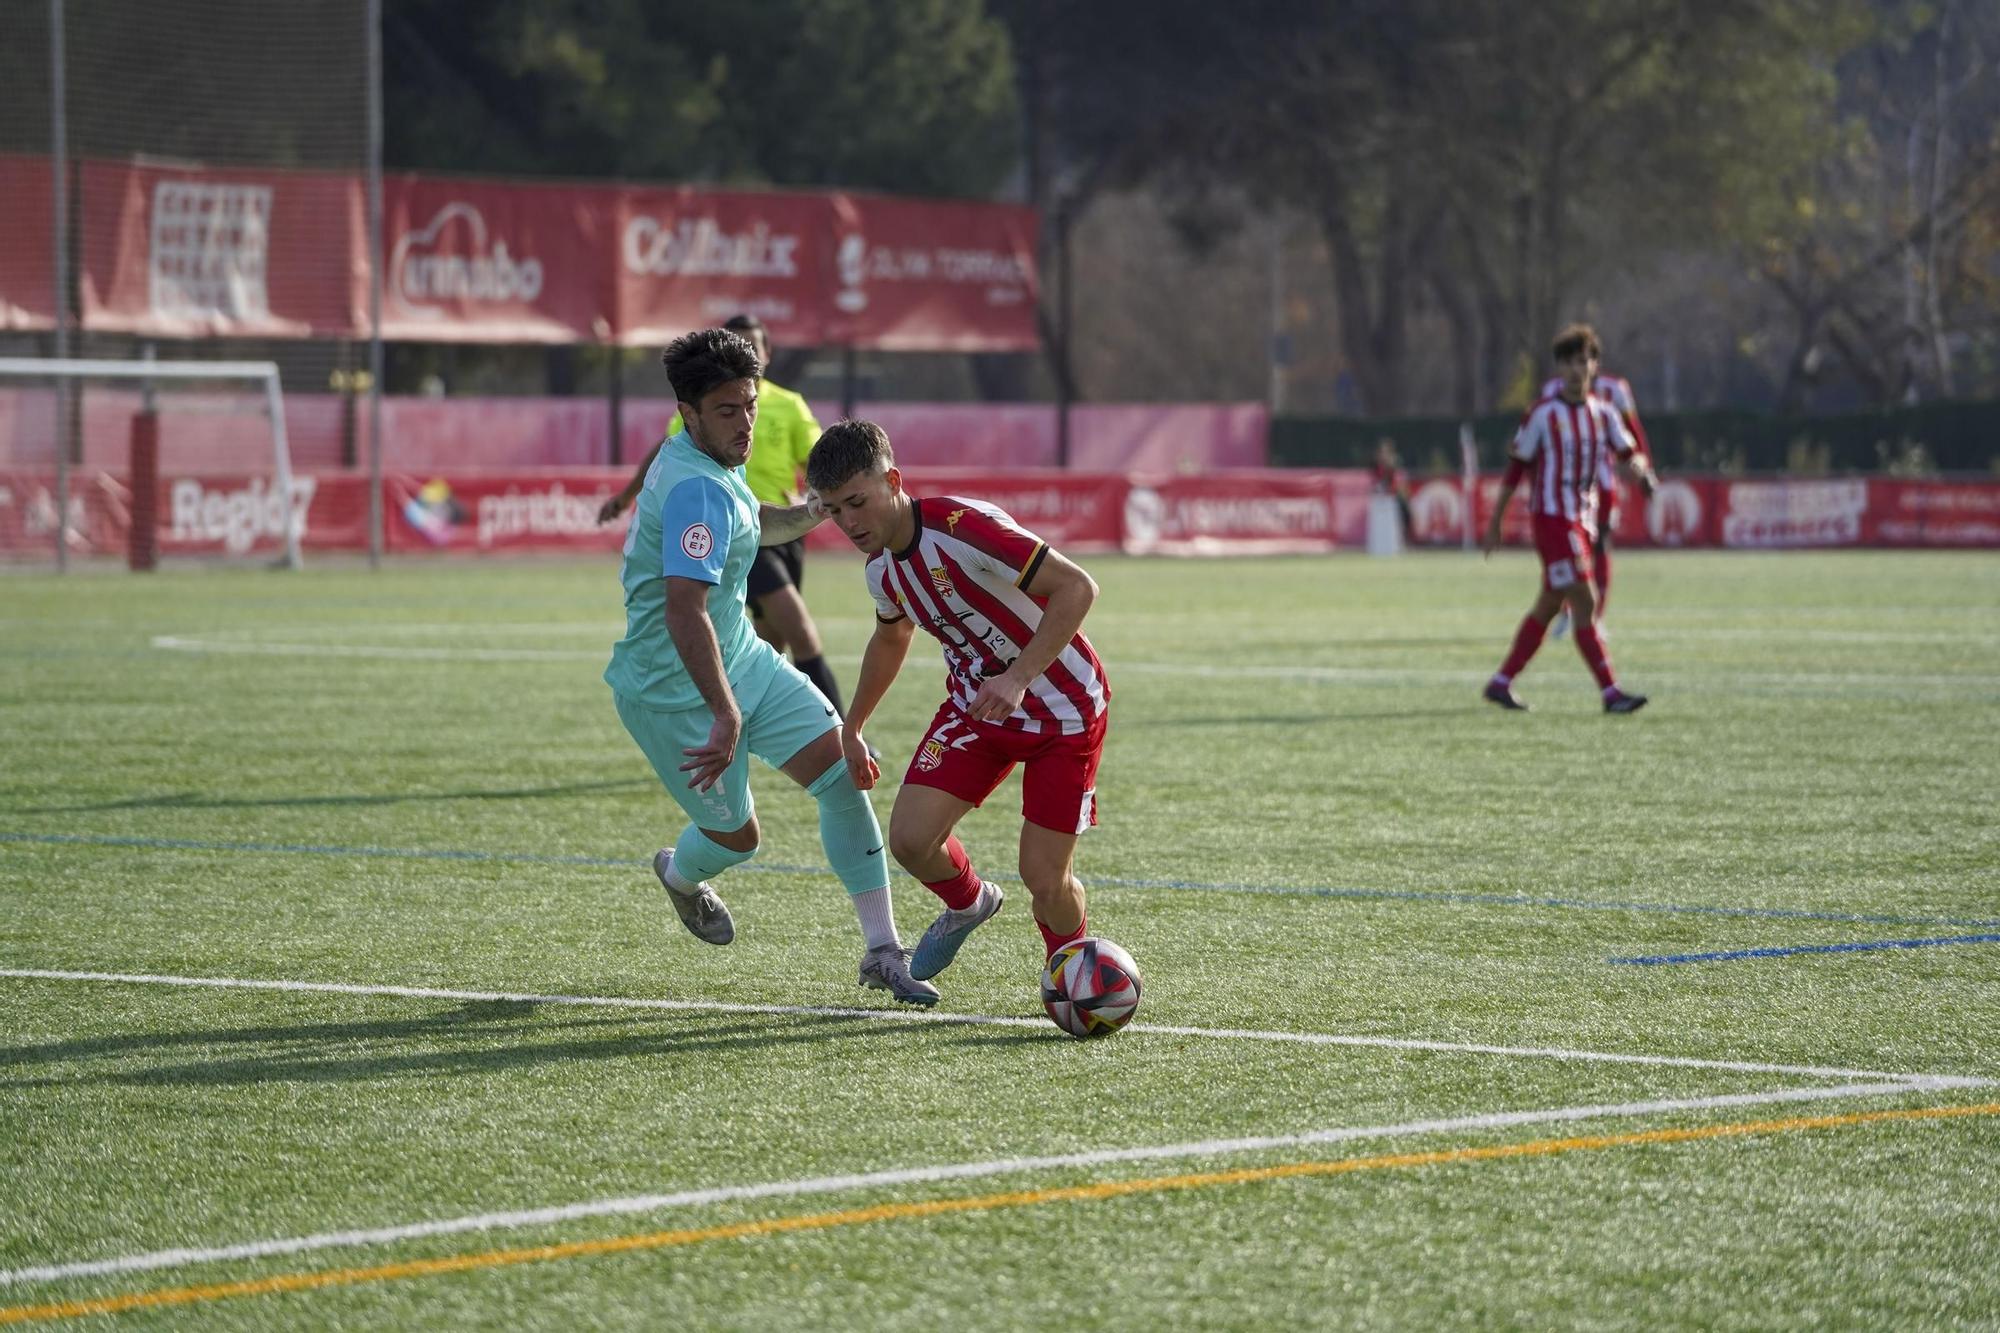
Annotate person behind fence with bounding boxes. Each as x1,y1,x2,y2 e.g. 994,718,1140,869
1371,437,1414,542
1482,322,1658,715
603,329,937,1005
806,419,1113,983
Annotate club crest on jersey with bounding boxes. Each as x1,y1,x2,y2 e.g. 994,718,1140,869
929,565,955,598
916,738,946,771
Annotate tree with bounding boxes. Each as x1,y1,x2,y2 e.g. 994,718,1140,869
1755,0,2000,408
383,0,1019,198
1024,0,1871,414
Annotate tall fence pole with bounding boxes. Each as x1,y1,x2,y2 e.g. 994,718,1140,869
49,0,69,573
365,0,385,567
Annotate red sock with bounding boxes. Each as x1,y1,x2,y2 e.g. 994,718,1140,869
1038,916,1087,957
1495,614,1549,683
921,835,982,911
1573,620,1618,691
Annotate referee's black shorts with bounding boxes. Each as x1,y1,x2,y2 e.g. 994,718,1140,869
746,537,805,613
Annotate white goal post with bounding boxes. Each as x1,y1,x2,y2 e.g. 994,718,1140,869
0,356,301,570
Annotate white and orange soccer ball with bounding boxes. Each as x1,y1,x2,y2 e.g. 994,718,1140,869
1040,936,1142,1039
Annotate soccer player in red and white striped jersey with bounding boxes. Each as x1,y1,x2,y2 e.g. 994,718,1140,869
1484,324,1659,713
1537,366,1655,630
807,420,1112,984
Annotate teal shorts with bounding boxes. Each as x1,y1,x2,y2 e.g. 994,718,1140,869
613,639,838,833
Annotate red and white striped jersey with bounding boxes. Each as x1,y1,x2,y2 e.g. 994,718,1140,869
866,496,1110,734
1539,373,1651,486
1512,393,1637,531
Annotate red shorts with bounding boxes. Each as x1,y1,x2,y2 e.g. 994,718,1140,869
904,701,1107,835
1531,515,1595,593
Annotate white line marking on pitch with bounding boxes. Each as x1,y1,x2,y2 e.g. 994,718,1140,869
1115,662,2000,689
150,635,601,662
0,1078,1968,1288
148,637,2000,688
0,967,1961,1084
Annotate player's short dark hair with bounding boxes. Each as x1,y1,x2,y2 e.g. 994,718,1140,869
1552,323,1601,362
807,419,895,493
661,328,762,406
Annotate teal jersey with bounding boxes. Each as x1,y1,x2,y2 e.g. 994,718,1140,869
604,432,762,710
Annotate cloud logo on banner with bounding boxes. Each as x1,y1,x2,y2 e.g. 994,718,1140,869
391,203,544,317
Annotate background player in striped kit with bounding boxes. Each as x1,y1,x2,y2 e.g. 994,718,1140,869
806,420,1113,982
1483,324,1659,713
1538,358,1656,639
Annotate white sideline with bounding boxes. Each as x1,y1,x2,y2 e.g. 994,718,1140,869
0,967,1957,1083
0,1078,1965,1288
148,635,2000,688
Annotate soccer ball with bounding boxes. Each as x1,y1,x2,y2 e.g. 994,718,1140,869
1040,936,1142,1039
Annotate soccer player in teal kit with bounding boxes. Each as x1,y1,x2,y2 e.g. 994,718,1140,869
605,327,935,1004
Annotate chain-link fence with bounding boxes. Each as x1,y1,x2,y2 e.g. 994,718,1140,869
0,0,373,567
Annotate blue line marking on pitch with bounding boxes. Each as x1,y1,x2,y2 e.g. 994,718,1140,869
7,829,2000,933
1610,933,2000,965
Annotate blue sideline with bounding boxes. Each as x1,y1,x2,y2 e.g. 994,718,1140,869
1610,933,2000,965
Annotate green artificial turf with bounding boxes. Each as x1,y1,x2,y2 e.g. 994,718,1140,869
0,548,1995,1328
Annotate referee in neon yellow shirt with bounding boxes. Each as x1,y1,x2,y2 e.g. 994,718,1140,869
600,315,850,718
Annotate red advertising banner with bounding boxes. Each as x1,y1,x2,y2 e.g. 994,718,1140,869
615,186,837,348
7,154,1041,350
1714,478,1871,548
1861,479,2000,546
823,192,1040,351
381,175,617,344
13,469,1998,561
76,158,360,339
0,470,366,558
385,471,626,553
804,468,1128,554
0,154,55,331
1403,474,2000,550
1122,471,1369,555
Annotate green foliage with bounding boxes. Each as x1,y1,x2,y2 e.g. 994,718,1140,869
384,0,1018,195
1018,0,1877,412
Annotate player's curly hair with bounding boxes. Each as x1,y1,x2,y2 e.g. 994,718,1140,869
1552,323,1601,362
661,328,762,406
806,419,896,493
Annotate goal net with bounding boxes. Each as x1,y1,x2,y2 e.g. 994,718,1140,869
0,357,301,568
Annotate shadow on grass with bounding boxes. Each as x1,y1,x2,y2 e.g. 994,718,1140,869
0,998,1067,1088
12,777,652,816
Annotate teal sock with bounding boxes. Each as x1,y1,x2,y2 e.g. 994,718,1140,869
807,759,890,897
670,825,756,886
